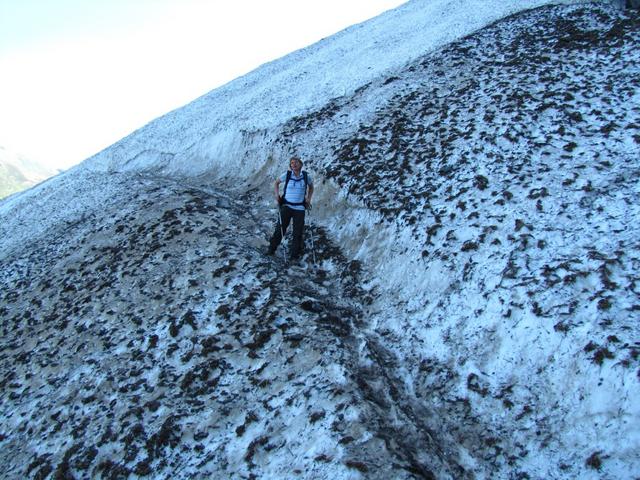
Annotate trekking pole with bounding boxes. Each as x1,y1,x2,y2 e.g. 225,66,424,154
307,206,317,266
278,206,288,264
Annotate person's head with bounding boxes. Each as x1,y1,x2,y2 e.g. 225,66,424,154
290,156,303,172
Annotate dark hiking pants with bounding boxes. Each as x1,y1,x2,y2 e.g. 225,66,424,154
269,206,305,258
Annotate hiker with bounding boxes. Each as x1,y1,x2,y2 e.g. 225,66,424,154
267,156,314,260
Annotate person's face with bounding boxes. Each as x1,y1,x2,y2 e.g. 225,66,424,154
290,159,302,172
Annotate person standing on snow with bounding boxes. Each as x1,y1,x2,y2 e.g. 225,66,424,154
267,156,314,260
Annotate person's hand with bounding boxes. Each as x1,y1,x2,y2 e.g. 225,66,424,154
304,200,312,210
277,196,283,206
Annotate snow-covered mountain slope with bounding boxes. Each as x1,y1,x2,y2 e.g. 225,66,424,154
80,0,573,177
1,174,408,479
1,1,639,479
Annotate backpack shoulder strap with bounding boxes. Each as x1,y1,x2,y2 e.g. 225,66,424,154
282,170,292,201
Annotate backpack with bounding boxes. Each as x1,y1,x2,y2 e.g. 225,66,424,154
282,170,308,206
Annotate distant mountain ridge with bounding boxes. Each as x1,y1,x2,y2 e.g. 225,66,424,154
0,145,56,199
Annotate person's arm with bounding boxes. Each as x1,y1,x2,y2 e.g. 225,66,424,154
274,178,282,205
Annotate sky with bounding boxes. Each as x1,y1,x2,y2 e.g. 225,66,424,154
0,0,406,171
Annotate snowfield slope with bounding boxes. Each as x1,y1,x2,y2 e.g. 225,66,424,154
1,1,639,479
81,0,571,178
1,174,408,479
